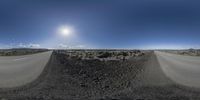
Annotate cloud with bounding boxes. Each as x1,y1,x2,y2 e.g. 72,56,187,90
18,43,40,48
142,44,200,50
58,43,69,48
58,43,86,49
28,43,40,48
75,45,85,48
0,43,13,49
18,43,27,48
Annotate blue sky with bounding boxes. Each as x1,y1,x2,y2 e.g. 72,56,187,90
0,0,200,49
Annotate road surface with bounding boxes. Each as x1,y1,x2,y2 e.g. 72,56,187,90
155,51,200,88
0,51,52,88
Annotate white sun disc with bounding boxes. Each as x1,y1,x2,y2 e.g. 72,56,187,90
58,26,73,36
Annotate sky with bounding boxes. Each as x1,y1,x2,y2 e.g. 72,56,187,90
0,0,200,49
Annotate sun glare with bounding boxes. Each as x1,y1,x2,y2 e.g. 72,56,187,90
58,26,73,36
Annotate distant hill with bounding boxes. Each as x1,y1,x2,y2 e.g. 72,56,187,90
0,48,49,56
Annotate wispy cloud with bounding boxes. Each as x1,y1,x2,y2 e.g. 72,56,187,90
0,43,11,49
18,43,40,48
142,44,200,50
58,44,69,48
58,43,86,49
28,43,40,48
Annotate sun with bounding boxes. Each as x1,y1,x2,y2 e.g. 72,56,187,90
58,26,73,36
61,28,70,36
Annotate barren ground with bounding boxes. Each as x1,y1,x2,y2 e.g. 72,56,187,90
0,51,200,100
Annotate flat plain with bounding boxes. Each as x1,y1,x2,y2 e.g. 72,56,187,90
0,49,200,100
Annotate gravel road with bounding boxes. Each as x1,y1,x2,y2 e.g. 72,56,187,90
155,51,200,88
0,51,52,88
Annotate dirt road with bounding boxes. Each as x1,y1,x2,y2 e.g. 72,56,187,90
0,51,52,88
155,51,200,88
